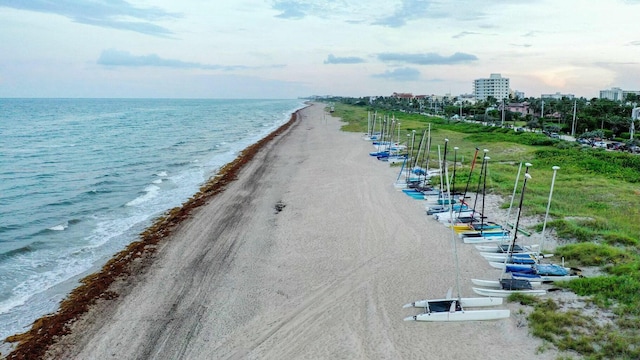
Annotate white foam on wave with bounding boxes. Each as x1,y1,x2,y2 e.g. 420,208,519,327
48,222,68,231
152,179,162,184
156,171,168,177
0,247,94,315
125,184,160,207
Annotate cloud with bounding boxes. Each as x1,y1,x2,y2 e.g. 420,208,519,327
271,1,312,19
97,49,247,70
0,0,178,37
628,41,640,46
373,0,435,28
372,67,421,81
323,54,366,64
522,31,539,37
510,43,533,48
377,52,478,65
452,31,480,39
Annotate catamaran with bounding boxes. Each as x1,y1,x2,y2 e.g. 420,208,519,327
404,142,510,322
471,168,547,297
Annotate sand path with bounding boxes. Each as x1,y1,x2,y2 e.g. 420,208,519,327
46,103,555,359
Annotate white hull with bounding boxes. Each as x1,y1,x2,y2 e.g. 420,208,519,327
489,261,511,269
459,231,509,239
481,253,539,262
471,279,542,288
388,157,407,164
475,244,538,252
405,309,510,322
463,235,512,244
434,211,474,221
472,287,546,297
403,297,503,309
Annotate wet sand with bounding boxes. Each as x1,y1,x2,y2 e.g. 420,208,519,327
21,103,554,359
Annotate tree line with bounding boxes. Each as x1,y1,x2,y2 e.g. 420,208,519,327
326,93,639,142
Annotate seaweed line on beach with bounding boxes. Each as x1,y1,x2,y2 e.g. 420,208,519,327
3,106,307,360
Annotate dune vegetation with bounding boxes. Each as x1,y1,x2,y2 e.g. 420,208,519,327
331,102,640,360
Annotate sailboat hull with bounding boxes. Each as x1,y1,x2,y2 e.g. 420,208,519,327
403,297,503,309
463,235,511,244
405,309,510,322
471,279,542,288
472,287,546,298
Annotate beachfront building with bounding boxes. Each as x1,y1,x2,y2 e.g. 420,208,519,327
542,92,575,100
599,87,640,101
473,73,510,101
505,102,531,116
512,90,525,100
391,92,414,99
456,93,477,105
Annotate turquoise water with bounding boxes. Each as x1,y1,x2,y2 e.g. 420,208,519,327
0,98,305,339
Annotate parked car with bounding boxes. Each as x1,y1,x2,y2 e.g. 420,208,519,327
550,133,560,139
607,142,626,151
593,141,607,148
629,145,640,154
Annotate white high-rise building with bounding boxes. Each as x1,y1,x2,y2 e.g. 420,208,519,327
599,87,624,101
541,92,575,100
473,73,510,101
599,87,640,101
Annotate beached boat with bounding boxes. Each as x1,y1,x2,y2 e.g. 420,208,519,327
480,251,543,262
471,278,542,288
472,285,546,298
462,234,511,244
426,204,468,215
403,294,504,309
508,263,582,282
433,209,475,222
453,221,501,233
404,144,510,322
471,169,547,297
474,243,538,253
404,300,510,322
459,229,510,239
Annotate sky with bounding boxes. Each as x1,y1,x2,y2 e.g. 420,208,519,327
0,0,639,99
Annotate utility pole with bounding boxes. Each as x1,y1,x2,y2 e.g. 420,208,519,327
571,100,577,136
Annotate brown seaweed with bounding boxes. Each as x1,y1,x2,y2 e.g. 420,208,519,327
4,108,303,360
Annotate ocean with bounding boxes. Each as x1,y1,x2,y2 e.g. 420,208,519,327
0,98,306,340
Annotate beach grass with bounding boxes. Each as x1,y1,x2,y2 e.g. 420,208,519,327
333,102,640,360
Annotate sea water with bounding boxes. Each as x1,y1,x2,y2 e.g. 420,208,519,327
0,98,305,340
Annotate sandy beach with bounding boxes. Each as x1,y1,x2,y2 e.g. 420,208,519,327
31,103,557,359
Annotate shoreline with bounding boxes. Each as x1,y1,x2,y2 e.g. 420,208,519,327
4,104,307,359
6,103,557,359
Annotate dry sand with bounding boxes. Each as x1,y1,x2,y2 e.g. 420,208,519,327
43,103,558,359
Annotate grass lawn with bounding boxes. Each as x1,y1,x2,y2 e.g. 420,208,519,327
331,102,640,360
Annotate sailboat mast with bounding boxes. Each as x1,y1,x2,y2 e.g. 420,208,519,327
452,147,459,194
505,162,523,230
509,166,533,253
456,147,480,218
501,170,533,278
442,147,462,300
539,166,560,253
407,130,416,182
470,150,489,221
480,156,490,234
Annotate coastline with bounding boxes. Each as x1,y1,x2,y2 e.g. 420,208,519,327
6,103,557,359
4,104,306,359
